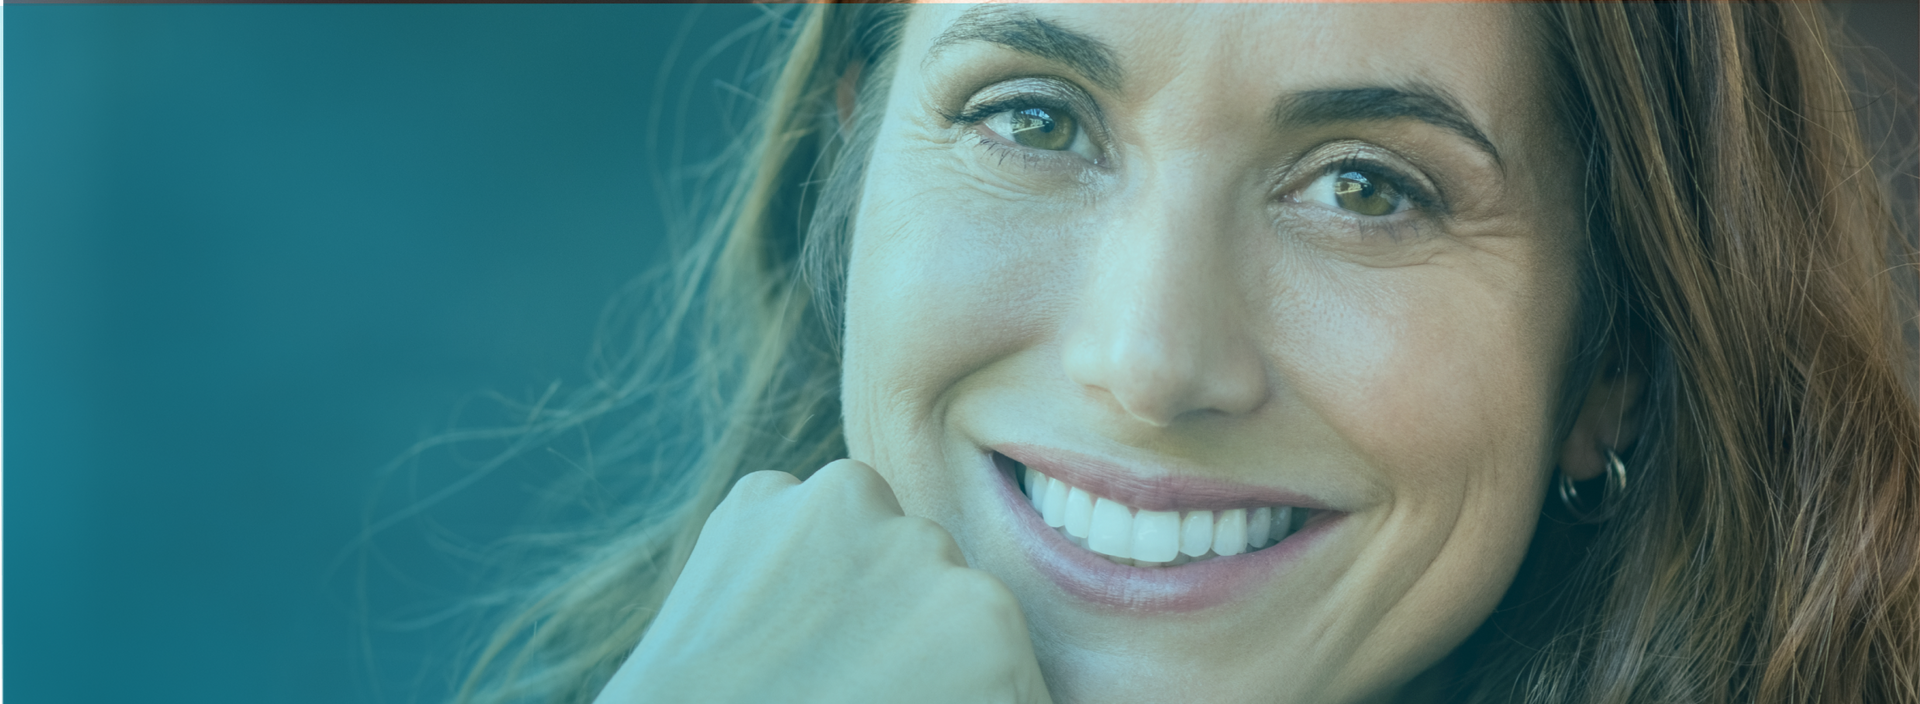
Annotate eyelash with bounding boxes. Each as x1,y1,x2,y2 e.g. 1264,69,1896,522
1309,156,1442,214
944,95,1103,167
945,92,1447,222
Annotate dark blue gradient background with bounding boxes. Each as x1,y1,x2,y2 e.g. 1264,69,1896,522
5,4,1913,704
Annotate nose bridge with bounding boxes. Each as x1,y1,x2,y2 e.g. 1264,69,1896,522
1062,160,1268,426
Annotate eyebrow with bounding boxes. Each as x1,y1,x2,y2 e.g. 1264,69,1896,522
923,5,1123,93
923,8,1502,168
1274,87,1504,168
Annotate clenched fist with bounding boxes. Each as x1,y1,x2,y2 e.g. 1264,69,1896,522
596,459,1054,704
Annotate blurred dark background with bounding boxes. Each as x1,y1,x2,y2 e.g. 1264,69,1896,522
5,4,1913,704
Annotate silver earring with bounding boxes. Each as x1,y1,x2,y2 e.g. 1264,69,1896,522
1557,449,1629,522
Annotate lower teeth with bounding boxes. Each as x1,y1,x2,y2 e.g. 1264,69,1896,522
1070,530,1275,568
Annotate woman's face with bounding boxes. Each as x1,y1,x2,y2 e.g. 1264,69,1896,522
841,5,1582,703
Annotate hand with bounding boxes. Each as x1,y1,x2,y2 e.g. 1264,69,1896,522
596,459,1054,704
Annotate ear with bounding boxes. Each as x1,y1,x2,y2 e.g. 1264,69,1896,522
1559,352,1646,481
835,59,865,128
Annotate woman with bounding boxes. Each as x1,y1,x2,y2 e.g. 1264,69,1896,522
453,3,1919,703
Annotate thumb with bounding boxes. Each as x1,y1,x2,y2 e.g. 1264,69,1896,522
1016,658,1055,704
1007,627,1054,704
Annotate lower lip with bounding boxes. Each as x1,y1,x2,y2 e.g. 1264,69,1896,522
986,452,1341,613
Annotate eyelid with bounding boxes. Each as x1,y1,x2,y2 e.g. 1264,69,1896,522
943,77,1110,164
1285,144,1446,215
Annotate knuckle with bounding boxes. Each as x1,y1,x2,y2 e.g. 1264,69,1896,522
937,570,1031,650
893,516,963,558
812,458,875,481
724,470,799,507
942,568,1018,613
811,459,884,493
811,459,904,516
952,571,1029,633
959,570,1019,611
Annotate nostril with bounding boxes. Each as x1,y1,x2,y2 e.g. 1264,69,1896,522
1063,308,1266,426
1114,394,1175,428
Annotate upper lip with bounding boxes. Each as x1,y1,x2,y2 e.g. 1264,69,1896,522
992,442,1338,513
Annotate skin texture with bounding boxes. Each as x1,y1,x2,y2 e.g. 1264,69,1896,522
602,460,1054,704
843,5,1590,704
607,5,1644,704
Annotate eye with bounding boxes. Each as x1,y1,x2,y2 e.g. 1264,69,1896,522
980,105,1100,162
1296,168,1411,217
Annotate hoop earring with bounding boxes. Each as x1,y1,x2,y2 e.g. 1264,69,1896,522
1557,449,1629,522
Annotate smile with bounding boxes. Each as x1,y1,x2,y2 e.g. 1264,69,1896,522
987,445,1343,612
1018,461,1312,567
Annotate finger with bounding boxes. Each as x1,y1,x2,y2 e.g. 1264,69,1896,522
963,573,1055,704
891,514,969,567
709,469,802,525
730,469,802,502
1017,657,1056,704
809,458,906,517
934,569,1054,704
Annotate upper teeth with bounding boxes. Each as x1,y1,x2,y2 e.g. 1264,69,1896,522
1021,465,1301,567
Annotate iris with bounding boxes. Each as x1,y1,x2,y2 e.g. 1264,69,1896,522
1006,107,1076,151
1332,171,1398,216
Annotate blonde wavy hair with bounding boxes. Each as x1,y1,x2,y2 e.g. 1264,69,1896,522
443,4,1920,702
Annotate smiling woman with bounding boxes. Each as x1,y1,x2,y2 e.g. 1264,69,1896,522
453,3,1918,704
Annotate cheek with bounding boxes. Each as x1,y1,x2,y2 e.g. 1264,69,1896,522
1269,258,1569,635
840,158,1081,487
1271,263,1566,497
1268,261,1571,676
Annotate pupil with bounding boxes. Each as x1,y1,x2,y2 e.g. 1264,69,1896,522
1016,108,1054,133
1006,107,1075,152
1332,171,1396,216
1336,172,1375,198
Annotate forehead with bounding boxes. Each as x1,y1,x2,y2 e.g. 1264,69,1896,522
902,4,1542,136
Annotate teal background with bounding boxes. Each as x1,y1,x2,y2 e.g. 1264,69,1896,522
3,6,8,441
4,4,1912,704
8,5,766,702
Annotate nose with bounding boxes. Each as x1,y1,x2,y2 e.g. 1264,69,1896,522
1061,176,1269,427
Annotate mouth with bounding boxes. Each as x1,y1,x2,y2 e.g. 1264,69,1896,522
998,452,1314,567
986,445,1344,612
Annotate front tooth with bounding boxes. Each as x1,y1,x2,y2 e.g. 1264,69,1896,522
1065,486,1095,538
1024,468,1044,511
1087,498,1135,559
1213,509,1248,556
1180,511,1214,557
1132,510,1180,562
1041,477,1069,528
1272,506,1292,542
1248,507,1272,549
